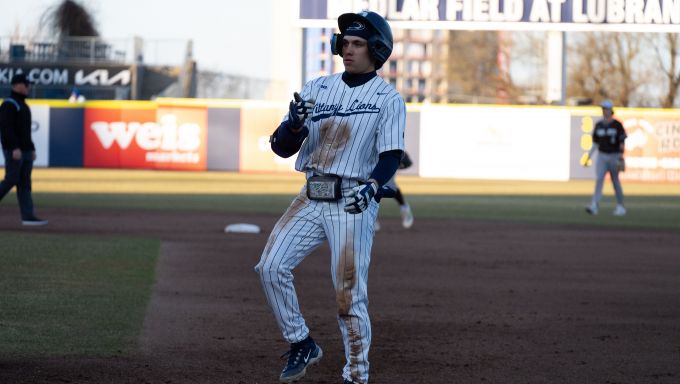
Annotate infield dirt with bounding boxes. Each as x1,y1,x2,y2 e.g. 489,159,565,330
1,206,678,384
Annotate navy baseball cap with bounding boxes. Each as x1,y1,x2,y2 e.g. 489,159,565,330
10,73,32,85
600,99,614,109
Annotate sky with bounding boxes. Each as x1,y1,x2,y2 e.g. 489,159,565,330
0,0,275,78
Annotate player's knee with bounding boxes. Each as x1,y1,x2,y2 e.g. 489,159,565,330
335,283,357,316
255,260,290,283
1,173,20,186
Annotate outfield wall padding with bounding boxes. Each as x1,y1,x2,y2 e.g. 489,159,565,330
25,99,680,183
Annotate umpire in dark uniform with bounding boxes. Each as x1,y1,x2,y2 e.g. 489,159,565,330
0,73,48,226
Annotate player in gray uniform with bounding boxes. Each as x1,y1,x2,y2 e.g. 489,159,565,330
584,99,627,216
255,11,405,384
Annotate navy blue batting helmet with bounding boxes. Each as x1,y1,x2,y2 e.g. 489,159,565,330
331,10,393,70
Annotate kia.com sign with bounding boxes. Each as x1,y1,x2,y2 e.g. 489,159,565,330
0,65,131,87
84,105,207,170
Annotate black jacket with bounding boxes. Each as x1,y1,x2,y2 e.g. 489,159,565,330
0,90,35,151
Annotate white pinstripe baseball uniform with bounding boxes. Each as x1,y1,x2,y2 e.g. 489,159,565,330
255,72,405,383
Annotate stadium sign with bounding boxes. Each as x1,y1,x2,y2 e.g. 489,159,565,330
298,0,680,32
0,65,131,86
84,105,208,171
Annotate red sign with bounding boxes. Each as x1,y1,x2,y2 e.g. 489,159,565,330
84,104,207,170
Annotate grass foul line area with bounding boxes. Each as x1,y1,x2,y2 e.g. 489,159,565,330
0,232,159,357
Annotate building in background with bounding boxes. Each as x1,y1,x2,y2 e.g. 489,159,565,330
302,27,506,104
0,35,196,100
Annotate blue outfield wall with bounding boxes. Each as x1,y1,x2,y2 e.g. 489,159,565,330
48,107,84,167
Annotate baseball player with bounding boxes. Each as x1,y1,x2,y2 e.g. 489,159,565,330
255,11,405,384
584,99,627,216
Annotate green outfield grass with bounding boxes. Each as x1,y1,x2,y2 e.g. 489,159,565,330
30,168,680,196
23,167,680,230
28,192,680,230
0,233,158,357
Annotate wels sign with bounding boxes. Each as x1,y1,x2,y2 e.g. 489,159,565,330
84,105,207,170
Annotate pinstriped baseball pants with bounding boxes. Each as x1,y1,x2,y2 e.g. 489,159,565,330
255,188,379,383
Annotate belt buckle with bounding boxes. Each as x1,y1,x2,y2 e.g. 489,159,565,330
306,175,341,201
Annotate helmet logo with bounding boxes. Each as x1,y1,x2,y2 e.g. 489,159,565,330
347,21,366,31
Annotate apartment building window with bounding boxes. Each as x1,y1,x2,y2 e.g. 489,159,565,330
407,61,421,75
422,61,432,76
406,43,424,58
394,42,403,56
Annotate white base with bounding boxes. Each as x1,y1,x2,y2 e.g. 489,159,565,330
224,223,261,234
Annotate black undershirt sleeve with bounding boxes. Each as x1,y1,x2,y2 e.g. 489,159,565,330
270,120,309,158
370,150,403,187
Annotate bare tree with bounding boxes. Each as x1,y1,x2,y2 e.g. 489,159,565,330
567,32,652,107
652,33,680,108
446,30,516,103
510,31,548,104
569,33,604,102
40,0,99,40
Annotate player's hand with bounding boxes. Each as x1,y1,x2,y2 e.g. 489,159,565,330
617,157,626,172
374,185,396,203
581,156,591,167
288,92,315,130
12,148,21,161
344,181,378,214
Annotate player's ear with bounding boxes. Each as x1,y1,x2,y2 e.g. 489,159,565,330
331,34,343,56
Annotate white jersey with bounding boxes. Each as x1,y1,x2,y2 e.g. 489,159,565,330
291,73,405,180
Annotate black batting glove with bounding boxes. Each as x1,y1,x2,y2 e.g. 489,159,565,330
288,92,315,130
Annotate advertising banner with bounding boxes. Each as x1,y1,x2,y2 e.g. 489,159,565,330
0,104,49,167
419,105,571,181
573,108,680,183
569,112,596,180
239,102,298,173
0,65,132,88
84,103,207,170
30,105,50,167
618,110,680,183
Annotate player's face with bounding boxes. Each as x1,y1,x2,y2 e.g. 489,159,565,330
342,36,375,74
602,107,613,119
12,82,30,96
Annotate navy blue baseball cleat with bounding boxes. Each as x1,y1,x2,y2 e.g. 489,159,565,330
279,336,322,383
